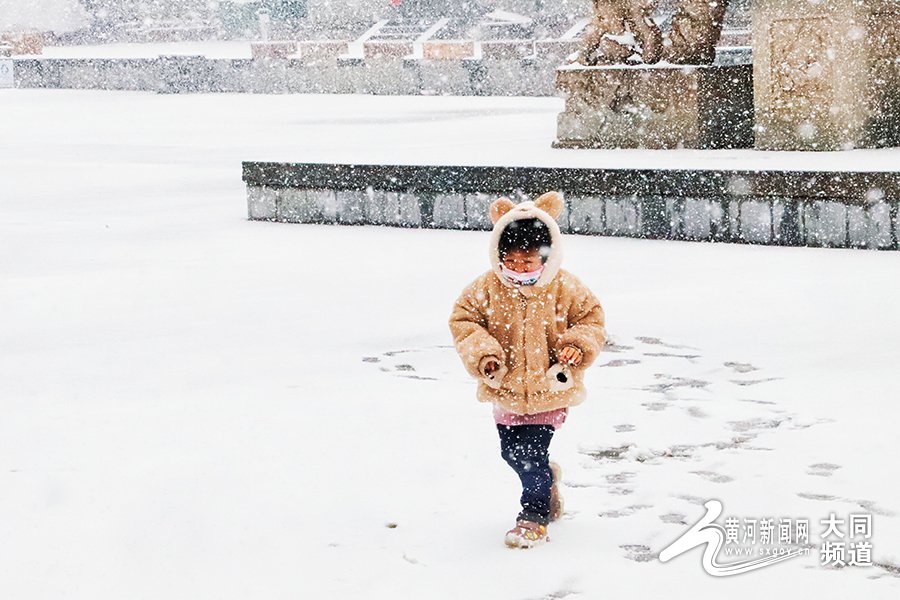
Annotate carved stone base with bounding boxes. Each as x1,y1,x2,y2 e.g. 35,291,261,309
554,64,753,150
753,0,900,151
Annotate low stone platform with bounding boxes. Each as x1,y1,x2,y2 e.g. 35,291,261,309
555,63,754,150
243,162,900,250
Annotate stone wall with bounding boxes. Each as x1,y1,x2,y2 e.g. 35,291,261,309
11,46,575,95
243,162,900,250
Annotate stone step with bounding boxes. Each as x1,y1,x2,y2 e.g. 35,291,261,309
242,162,900,250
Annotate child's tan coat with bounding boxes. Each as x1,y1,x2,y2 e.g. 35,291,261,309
449,192,607,415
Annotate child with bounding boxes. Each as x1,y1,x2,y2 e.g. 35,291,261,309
449,191,607,548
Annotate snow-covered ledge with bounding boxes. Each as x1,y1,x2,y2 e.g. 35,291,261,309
242,162,900,250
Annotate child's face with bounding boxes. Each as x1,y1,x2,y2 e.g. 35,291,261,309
501,248,543,273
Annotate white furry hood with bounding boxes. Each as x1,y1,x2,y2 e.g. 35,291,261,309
488,192,565,289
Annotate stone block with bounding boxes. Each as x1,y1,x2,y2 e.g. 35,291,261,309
112,60,158,91
464,194,494,230
209,59,250,93
753,0,900,150
739,200,773,243
682,198,725,240
336,191,368,224
277,189,323,223
869,202,895,248
482,60,552,96
363,188,420,225
397,193,422,227
803,201,848,247
556,198,571,233
567,196,605,234
555,64,753,149
308,190,339,223
95,60,117,89
246,59,290,93
301,64,355,94
58,59,100,89
362,189,389,225
606,197,641,236
416,61,474,95
10,59,45,88
349,62,418,95
847,201,894,248
248,186,278,220
432,194,467,229
157,56,213,93
388,192,420,226
847,205,868,247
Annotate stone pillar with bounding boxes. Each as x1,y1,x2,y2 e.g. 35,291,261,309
753,0,900,150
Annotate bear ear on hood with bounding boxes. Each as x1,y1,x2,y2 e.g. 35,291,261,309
490,197,516,224
534,191,564,220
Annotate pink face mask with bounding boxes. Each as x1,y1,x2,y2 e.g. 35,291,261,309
501,264,544,286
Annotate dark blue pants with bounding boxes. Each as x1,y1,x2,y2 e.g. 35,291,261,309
497,424,555,526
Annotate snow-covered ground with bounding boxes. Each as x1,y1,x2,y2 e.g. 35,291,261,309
1,89,899,599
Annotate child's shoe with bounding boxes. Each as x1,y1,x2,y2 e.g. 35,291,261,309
504,520,548,548
549,461,564,521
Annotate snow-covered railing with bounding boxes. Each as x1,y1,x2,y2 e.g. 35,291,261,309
242,162,900,250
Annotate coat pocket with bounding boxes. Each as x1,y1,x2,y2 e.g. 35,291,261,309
545,363,575,392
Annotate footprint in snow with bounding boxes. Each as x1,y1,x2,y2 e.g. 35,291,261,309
659,513,688,525
725,361,759,373
808,463,842,477
690,471,734,484
606,472,636,484
600,359,642,367
620,544,657,562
